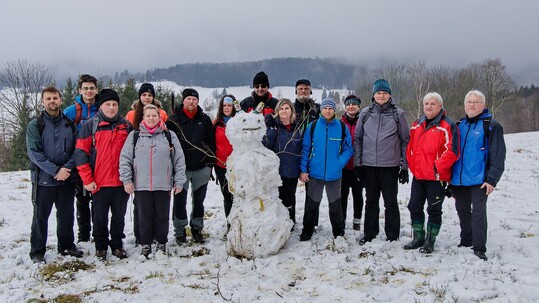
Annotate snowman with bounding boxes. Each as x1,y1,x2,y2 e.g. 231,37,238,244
225,111,293,259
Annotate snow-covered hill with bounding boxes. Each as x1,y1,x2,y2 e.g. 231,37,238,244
0,132,538,302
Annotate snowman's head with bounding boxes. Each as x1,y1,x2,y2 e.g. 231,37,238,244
226,112,267,147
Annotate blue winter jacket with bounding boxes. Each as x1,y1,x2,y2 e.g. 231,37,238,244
263,115,303,178
451,109,506,187
63,95,99,130
300,117,353,181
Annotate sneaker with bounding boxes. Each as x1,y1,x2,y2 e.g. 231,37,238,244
31,255,46,264
141,245,151,258
474,250,488,261
95,250,107,261
176,235,187,245
156,243,166,254
112,248,128,259
60,247,84,258
192,230,205,244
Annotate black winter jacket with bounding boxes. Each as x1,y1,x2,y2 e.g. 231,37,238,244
294,98,320,133
240,91,279,115
166,105,215,171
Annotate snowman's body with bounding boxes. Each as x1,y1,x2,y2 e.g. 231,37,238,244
225,112,293,259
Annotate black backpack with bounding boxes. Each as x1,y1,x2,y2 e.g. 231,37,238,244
457,117,491,148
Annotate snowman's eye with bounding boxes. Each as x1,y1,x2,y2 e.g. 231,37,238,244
242,119,246,122
257,119,261,123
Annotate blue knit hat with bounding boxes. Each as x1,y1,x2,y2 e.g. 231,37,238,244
372,79,392,95
320,98,336,111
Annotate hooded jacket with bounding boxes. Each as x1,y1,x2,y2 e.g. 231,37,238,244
407,109,459,182
119,122,186,191
353,98,409,169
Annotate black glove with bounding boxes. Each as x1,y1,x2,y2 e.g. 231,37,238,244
354,166,363,180
398,169,409,184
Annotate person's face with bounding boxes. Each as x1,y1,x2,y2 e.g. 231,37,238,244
143,108,160,128
254,84,268,97
345,103,360,116
140,92,154,105
42,91,62,113
423,98,443,120
296,84,311,102
183,96,199,112
100,100,119,119
464,94,486,118
321,107,335,120
374,91,391,105
79,82,97,103
278,104,292,122
222,102,233,117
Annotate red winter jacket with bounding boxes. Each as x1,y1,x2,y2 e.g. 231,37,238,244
341,113,358,170
75,112,131,192
406,109,459,182
214,122,233,168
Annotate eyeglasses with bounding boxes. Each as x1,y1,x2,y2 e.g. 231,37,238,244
254,85,268,89
465,100,482,105
81,87,96,91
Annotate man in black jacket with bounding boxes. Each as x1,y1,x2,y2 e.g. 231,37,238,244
26,86,84,263
166,88,215,244
240,71,279,115
293,79,320,133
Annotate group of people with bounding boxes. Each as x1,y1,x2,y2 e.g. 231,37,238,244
27,71,505,264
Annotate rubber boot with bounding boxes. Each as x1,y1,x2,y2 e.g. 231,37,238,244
403,221,425,250
419,222,440,254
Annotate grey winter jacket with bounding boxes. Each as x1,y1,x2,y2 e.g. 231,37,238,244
119,123,186,191
353,99,409,169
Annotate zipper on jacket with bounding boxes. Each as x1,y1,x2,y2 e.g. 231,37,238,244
150,144,153,191
458,122,473,184
375,110,382,166
324,123,329,180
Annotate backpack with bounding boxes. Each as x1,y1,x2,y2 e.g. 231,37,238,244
132,129,176,175
36,112,77,137
309,118,347,152
457,117,491,148
361,103,402,141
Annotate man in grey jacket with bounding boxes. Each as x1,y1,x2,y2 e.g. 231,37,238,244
354,79,410,245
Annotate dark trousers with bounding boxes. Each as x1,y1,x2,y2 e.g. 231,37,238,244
215,166,234,218
304,181,319,226
92,186,129,251
453,185,488,252
341,169,364,221
74,175,92,241
302,178,344,237
362,166,400,240
279,176,299,223
173,184,208,235
133,199,139,244
407,179,445,226
134,191,170,245
30,184,76,258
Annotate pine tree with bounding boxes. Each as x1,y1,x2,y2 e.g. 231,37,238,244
62,77,77,109
119,78,137,115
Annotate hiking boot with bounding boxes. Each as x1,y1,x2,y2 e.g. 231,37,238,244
192,229,205,244
141,245,151,258
358,234,374,246
404,229,425,250
176,235,187,245
31,255,46,264
95,250,107,261
60,247,84,258
299,231,312,242
474,251,488,261
112,248,128,259
156,243,166,254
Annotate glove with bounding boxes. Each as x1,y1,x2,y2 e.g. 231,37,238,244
354,166,363,180
398,169,409,184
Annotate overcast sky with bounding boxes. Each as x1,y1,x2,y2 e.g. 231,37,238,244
2,0,538,84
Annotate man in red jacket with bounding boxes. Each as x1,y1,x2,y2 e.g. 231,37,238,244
404,92,459,254
75,89,132,261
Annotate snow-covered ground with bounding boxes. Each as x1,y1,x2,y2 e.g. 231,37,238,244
0,131,538,302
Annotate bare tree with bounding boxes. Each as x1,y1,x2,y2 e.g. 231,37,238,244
479,58,515,117
406,61,432,120
0,59,53,132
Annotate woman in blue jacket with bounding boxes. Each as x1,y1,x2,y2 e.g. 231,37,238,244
263,98,303,224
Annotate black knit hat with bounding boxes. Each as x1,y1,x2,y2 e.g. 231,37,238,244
182,88,199,100
295,79,311,87
138,83,155,99
344,95,361,106
97,88,120,106
253,71,270,87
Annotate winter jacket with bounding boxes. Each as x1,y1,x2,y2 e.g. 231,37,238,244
26,111,77,186
240,91,279,116
63,95,99,130
406,109,459,182
214,120,233,168
263,115,303,178
124,99,168,128
451,109,506,187
75,111,131,192
300,117,353,181
119,123,186,191
166,104,215,171
341,113,358,171
353,99,409,169
294,98,320,133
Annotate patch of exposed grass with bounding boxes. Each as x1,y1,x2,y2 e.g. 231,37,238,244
51,294,83,303
0,217,5,227
40,260,95,282
145,271,164,279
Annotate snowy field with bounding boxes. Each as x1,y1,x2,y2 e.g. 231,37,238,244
0,131,538,302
